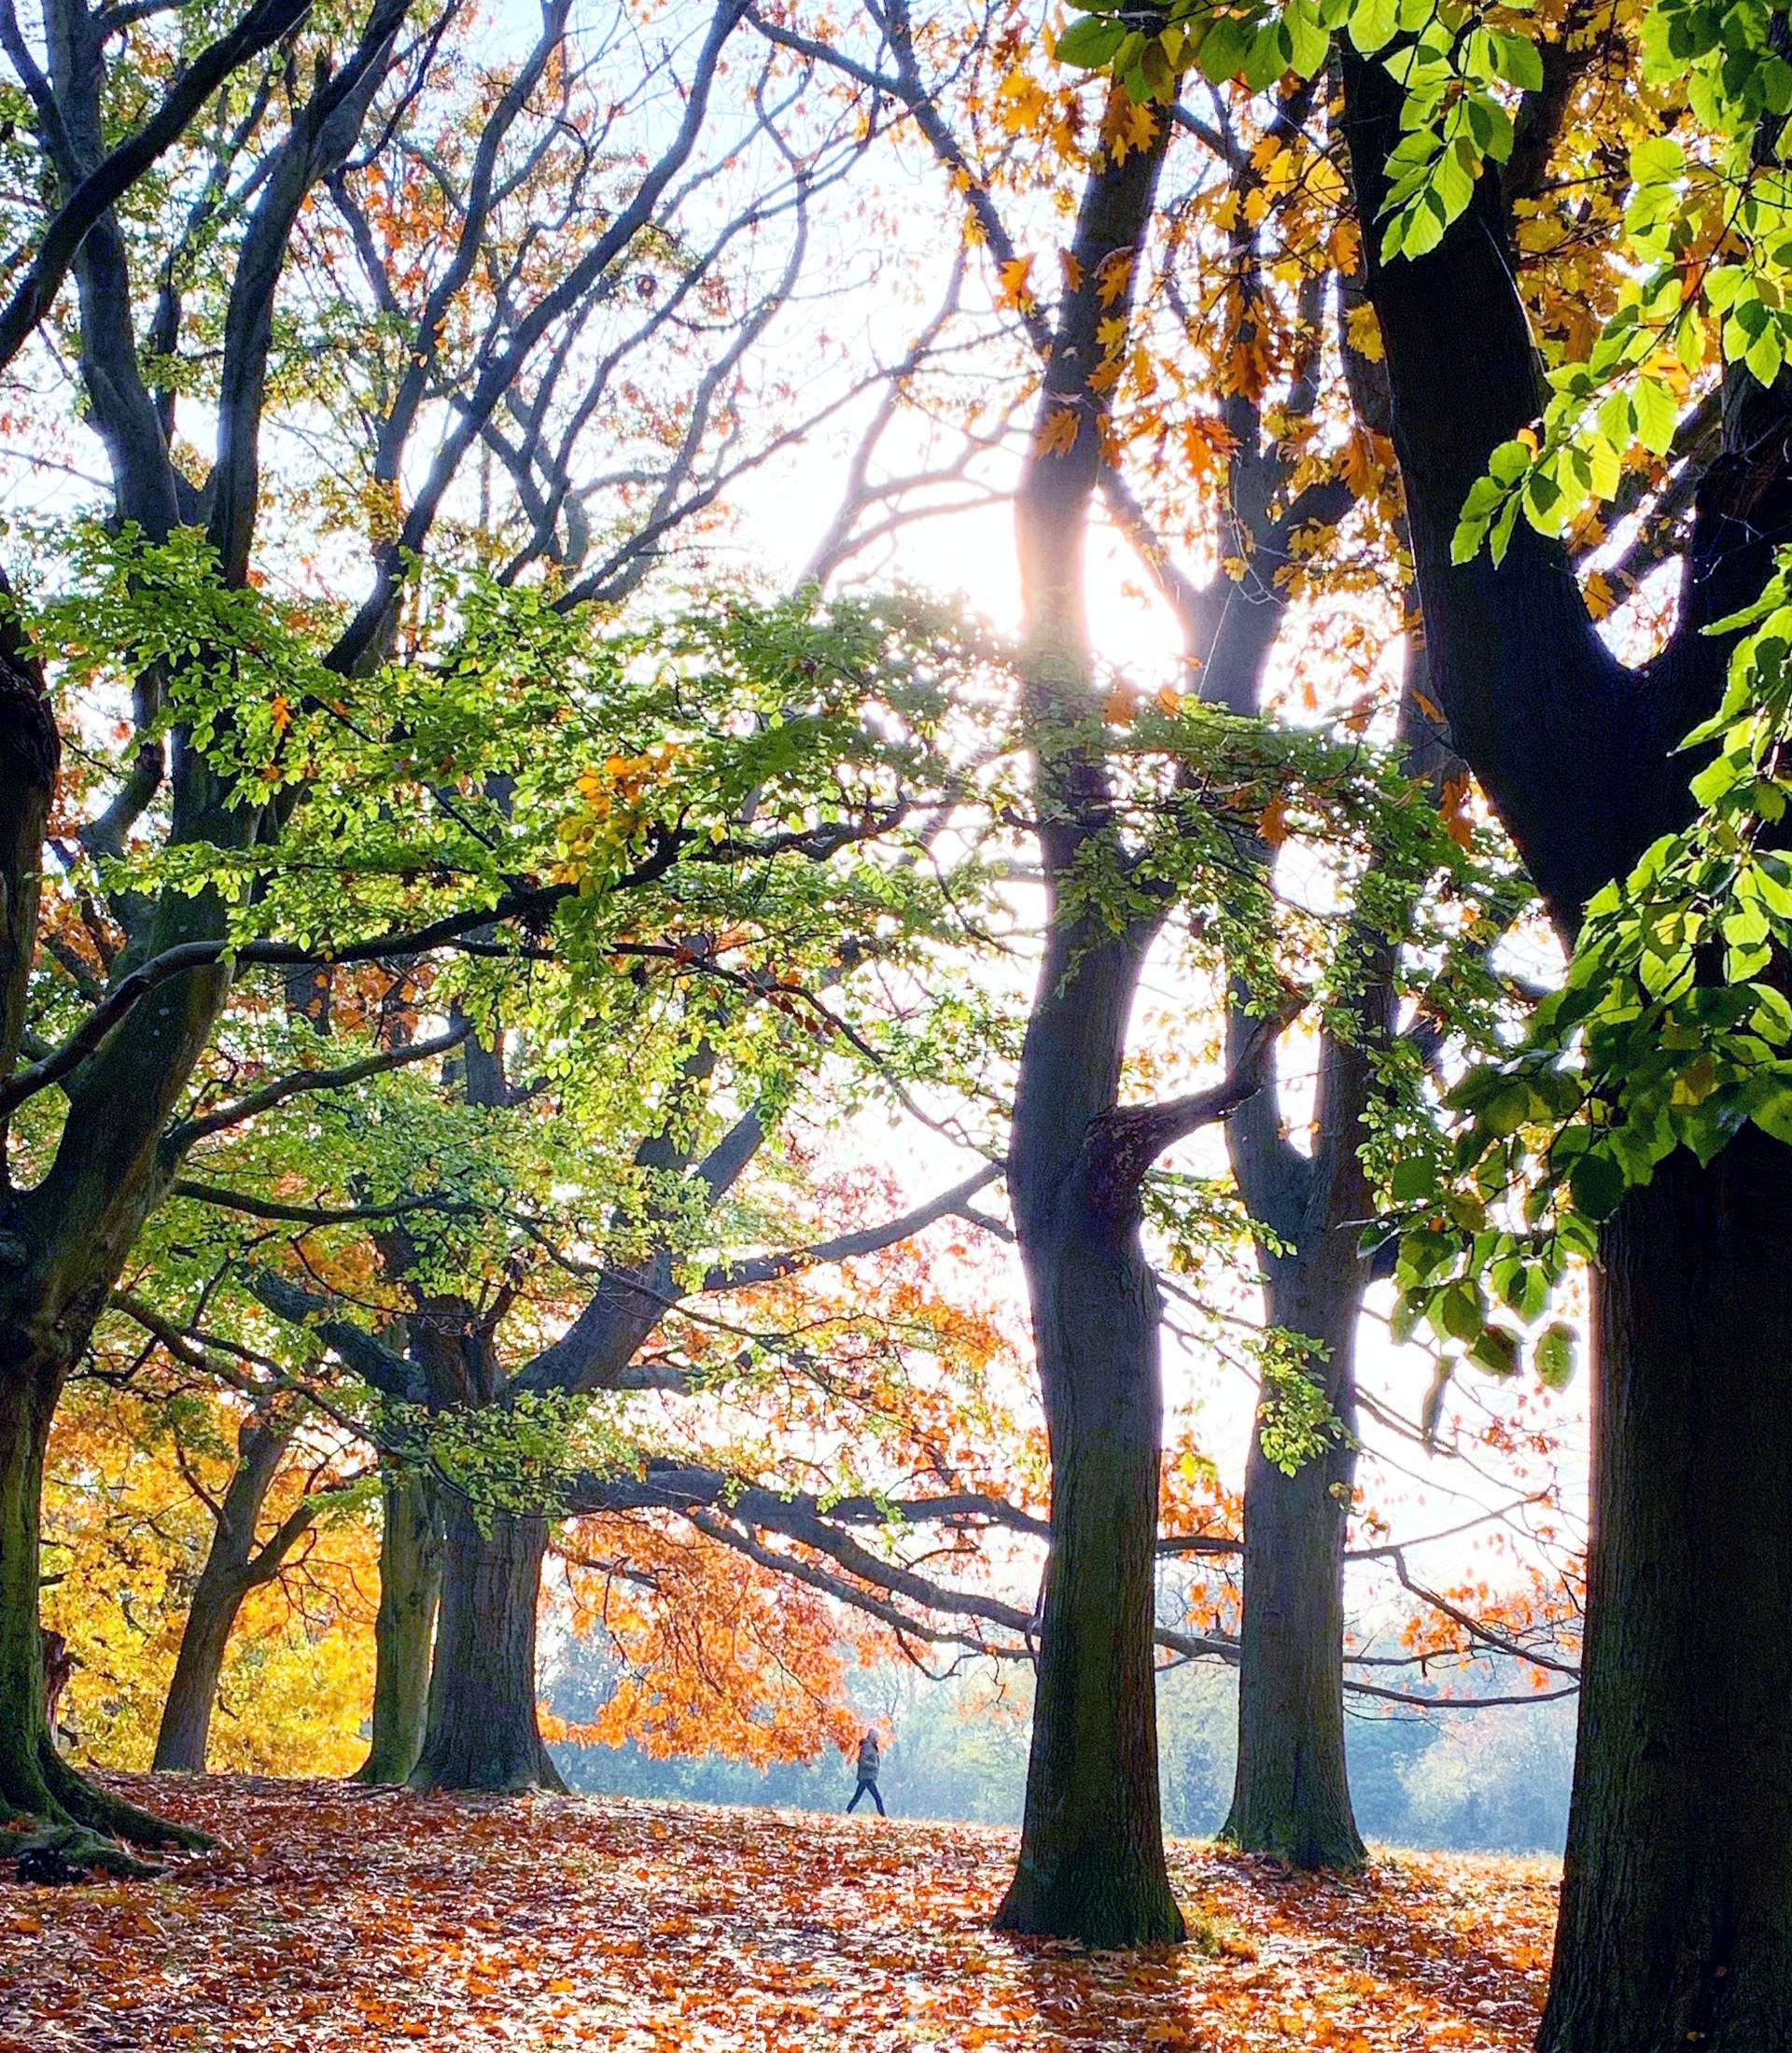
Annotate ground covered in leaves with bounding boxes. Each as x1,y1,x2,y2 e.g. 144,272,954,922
0,1775,1558,2051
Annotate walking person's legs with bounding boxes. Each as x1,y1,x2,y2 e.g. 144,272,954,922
847,1780,869,1813
868,1779,886,1817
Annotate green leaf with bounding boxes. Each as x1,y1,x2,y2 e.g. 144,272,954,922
1568,1149,1627,1221
1632,376,1679,457
1490,30,1544,92
1391,1155,1435,1202
1469,1323,1521,1376
1534,1321,1577,1391
1747,321,1785,390
1196,14,1255,79
1348,0,1397,54
1752,1083,1792,1144
1437,1280,1484,1343
1054,14,1127,65
1282,0,1329,77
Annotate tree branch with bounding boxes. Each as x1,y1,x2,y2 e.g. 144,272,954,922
168,1023,471,1152
701,1165,1001,1292
0,0,315,374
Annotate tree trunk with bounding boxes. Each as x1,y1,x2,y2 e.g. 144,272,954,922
0,1342,198,1866
1537,1134,1792,2051
995,1175,1184,1945
1339,45,1792,2042
409,1495,563,1793
151,1408,301,1774
1221,1266,1364,1868
992,104,1182,1947
151,1560,243,1772
0,1358,62,1823
357,1464,441,1785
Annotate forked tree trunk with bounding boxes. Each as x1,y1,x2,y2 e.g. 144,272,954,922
1539,1135,1792,2051
993,102,1182,1946
357,1464,441,1785
409,1495,563,1793
152,1409,304,1774
1222,1270,1364,1868
995,1181,1183,1945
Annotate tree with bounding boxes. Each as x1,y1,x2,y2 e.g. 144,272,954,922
150,1397,356,1774
41,1356,377,1774
1315,0,1792,2042
90,576,1026,1794
357,1461,441,1784
756,0,1541,1920
0,0,832,1864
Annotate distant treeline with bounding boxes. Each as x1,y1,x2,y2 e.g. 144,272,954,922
548,1655,1575,1857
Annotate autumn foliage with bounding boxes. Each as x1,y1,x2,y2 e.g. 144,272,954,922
0,1777,1556,2051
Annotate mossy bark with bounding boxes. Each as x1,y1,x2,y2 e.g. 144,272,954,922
357,1464,442,1785
408,1496,563,1794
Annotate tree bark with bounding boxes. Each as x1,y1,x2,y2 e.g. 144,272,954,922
0,1341,198,1864
357,1463,441,1785
0,1355,63,1824
1221,1259,1365,1867
151,1560,243,1773
997,915,1185,1943
152,1410,304,1774
409,1494,564,1793
991,102,1184,1947
1537,1134,1792,2051
997,1069,1185,1945
1341,44,1792,2044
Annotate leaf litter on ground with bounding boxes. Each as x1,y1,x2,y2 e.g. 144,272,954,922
0,1775,1557,2051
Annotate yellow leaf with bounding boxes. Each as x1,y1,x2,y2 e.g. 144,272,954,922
1258,793,1290,847
1341,427,1379,500
1345,300,1384,363
1095,250,1134,308
1035,406,1079,456
1439,772,1477,850
997,254,1034,308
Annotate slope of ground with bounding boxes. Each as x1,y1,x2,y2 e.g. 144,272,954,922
0,1776,1556,2051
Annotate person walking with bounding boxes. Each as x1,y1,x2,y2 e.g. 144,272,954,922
846,1726,885,1816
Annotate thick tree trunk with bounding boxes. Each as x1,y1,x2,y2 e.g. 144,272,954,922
995,1195,1184,1945
1537,1135,1792,2051
409,1494,563,1793
993,104,1182,1947
0,1358,62,1823
0,1340,199,1865
151,1561,243,1772
357,1464,441,1785
1340,45,1792,2043
1222,1269,1364,1868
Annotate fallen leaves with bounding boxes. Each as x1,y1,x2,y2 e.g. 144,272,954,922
0,1777,1558,2052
